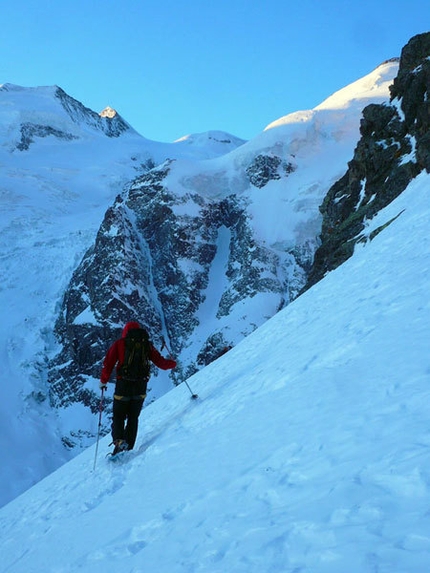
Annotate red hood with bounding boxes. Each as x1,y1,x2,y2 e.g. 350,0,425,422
122,321,140,337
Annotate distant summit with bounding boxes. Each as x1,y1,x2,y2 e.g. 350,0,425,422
100,106,119,119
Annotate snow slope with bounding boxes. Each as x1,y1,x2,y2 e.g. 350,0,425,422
1,171,428,573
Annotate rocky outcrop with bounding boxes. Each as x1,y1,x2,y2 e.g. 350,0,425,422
390,33,430,171
17,122,79,150
305,34,430,289
246,154,295,188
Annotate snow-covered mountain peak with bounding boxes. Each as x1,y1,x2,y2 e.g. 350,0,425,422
99,106,118,118
0,83,248,160
175,129,246,145
164,60,400,198
314,59,399,111
0,82,135,149
263,59,399,133
173,129,247,158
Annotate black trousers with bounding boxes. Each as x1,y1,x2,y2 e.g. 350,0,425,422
111,397,144,450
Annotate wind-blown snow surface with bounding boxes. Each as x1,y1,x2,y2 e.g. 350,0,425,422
1,173,429,572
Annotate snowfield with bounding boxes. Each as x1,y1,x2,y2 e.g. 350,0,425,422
0,172,429,573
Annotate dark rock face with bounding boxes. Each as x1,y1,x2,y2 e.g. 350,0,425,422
196,334,231,366
246,154,295,188
48,156,297,439
304,33,430,289
390,33,430,171
17,123,78,150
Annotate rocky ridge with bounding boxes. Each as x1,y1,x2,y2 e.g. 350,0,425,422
305,33,430,288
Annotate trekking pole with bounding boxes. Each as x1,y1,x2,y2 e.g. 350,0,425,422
93,387,105,471
161,337,198,400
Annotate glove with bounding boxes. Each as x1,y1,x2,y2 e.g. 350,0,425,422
100,382,108,391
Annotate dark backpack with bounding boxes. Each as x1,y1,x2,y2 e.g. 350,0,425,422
118,328,151,384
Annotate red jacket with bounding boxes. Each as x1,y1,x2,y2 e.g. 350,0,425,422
100,322,176,384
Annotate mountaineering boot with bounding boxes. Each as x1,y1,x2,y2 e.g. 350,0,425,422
112,439,129,455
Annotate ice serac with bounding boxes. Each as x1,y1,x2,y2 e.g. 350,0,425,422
305,33,430,289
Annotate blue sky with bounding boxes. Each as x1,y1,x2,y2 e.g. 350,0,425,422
1,0,428,142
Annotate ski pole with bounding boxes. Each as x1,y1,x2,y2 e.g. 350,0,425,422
184,380,199,400
93,387,105,471
161,337,198,400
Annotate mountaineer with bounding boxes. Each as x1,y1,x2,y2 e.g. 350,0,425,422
100,321,176,455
